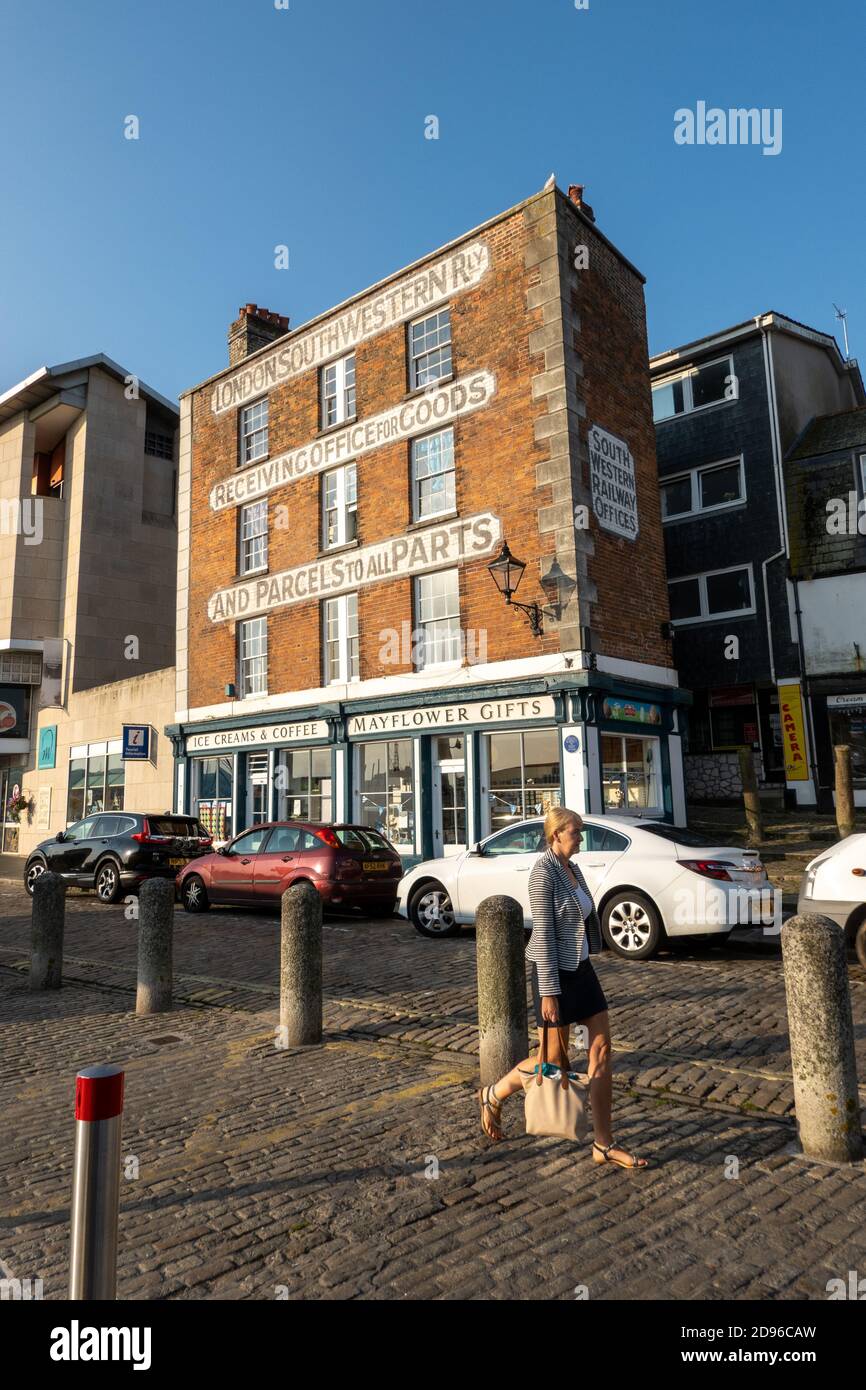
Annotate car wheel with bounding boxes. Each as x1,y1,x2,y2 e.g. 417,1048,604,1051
24,857,47,895
94,859,123,904
181,874,210,913
409,882,459,938
855,919,866,970
601,890,663,960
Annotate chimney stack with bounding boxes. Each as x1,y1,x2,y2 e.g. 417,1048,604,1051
567,184,595,223
228,304,290,366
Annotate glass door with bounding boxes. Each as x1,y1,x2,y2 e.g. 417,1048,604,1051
431,735,466,857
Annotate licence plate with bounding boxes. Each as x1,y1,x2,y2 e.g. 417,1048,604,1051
363,861,389,871
169,857,186,867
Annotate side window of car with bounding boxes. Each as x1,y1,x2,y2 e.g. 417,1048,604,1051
580,823,605,852
94,815,119,838
297,831,322,851
268,826,301,853
485,823,544,856
231,828,269,856
601,829,630,853
67,818,97,842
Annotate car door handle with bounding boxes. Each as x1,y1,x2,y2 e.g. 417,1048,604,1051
241,858,251,864
583,861,605,868
280,856,295,862
515,866,531,872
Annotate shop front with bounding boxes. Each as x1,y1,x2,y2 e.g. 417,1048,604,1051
809,682,866,808
171,675,690,861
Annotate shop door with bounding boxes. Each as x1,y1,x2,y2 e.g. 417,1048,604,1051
246,752,270,825
431,736,467,858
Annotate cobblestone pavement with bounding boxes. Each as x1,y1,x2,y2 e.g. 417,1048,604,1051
2,884,866,1300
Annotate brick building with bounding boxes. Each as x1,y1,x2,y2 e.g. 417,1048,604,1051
170,181,689,859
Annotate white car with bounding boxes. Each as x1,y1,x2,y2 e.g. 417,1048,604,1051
396,815,771,959
797,833,866,966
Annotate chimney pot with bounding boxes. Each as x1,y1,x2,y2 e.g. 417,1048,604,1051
228,304,290,366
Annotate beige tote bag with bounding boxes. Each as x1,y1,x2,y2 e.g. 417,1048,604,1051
521,1022,594,1141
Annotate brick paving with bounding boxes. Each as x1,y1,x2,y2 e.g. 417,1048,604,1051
2,883,866,1300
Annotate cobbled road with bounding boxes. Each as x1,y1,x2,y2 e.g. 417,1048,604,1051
2,884,865,1300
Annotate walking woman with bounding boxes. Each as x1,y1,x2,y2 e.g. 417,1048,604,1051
477,806,647,1168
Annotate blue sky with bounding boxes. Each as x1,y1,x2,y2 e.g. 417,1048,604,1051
2,0,864,401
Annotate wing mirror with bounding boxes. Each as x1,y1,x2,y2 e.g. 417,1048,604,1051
468,842,484,857
55,830,65,842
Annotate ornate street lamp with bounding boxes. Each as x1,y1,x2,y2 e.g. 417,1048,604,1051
488,540,555,638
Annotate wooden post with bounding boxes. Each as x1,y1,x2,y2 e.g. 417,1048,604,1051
738,745,763,846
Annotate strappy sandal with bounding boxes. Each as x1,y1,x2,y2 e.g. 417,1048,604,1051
593,1139,647,1169
477,1083,503,1140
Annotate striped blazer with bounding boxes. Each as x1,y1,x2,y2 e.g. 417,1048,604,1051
525,847,604,996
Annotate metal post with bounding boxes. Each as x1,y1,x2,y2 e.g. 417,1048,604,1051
69,1064,125,1299
280,880,322,1046
781,913,863,1163
475,894,528,1087
136,877,174,1015
30,871,65,990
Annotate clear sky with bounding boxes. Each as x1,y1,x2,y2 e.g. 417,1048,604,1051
2,0,864,402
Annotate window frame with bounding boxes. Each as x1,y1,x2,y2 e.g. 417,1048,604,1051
238,499,269,576
411,426,457,522
322,592,360,685
239,397,269,466
414,567,461,670
321,462,358,550
660,455,746,522
408,307,453,391
600,734,663,816
320,353,356,430
652,354,736,423
668,562,756,626
237,616,268,698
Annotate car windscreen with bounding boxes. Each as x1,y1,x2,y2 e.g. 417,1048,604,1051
336,827,395,852
638,824,729,848
147,817,207,837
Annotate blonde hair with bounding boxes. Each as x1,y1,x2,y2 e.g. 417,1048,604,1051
544,806,583,845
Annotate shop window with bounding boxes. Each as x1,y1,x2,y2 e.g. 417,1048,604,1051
652,355,735,423
239,500,268,575
193,756,233,840
322,464,358,548
415,568,460,668
0,684,33,741
485,728,562,834
356,739,414,850
601,735,661,813
67,740,124,822
323,593,359,684
408,308,452,389
238,617,267,697
239,398,268,465
412,428,455,521
278,747,333,822
321,353,356,428
828,703,866,786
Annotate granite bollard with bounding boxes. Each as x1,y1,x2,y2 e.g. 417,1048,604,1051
30,871,66,990
135,878,175,1015
280,880,322,1046
781,912,863,1163
476,894,528,1088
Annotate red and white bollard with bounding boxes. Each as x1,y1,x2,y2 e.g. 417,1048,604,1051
69,1064,125,1299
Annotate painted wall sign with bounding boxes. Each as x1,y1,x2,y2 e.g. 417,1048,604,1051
36,785,52,831
122,725,151,760
347,696,555,737
207,512,502,623
210,241,491,416
778,683,809,781
210,371,496,511
588,424,639,540
602,698,661,725
37,725,57,769
186,719,329,753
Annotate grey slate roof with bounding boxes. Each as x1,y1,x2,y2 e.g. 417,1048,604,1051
787,405,866,461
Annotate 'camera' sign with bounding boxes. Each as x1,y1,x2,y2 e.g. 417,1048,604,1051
588,424,639,541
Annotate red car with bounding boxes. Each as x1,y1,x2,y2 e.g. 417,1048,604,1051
176,820,403,916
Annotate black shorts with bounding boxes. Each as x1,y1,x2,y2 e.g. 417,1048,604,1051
530,958,608,1028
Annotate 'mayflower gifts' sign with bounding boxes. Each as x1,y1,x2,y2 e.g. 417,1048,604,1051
207,513,502,622
210,242,490,415
588,424,639,541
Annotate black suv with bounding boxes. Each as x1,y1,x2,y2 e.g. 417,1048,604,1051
24,813,212,903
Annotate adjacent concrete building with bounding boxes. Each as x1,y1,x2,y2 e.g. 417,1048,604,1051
0,355,178,855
